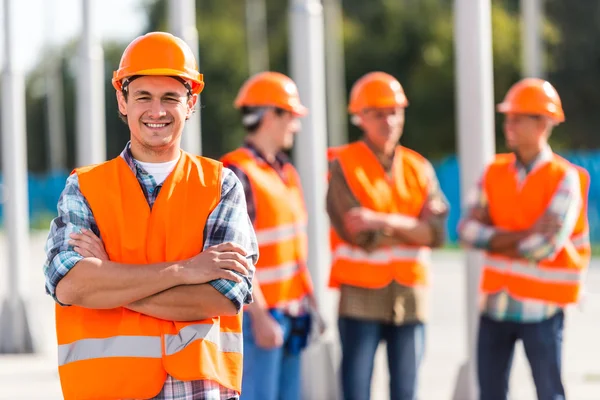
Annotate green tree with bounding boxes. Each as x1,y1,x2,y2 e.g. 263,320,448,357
341,0,560,158
544,0,600,149
20,0,567,175
142,0,253,158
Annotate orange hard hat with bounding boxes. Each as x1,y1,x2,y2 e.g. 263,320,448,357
112,32,204,95
348,72,408,114
234,71,307,116
497,78,564,123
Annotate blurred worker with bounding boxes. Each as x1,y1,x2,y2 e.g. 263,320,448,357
458,78,590,400
220,71,323,400
327,71,450,400
43,32,257,400
221,71,323,400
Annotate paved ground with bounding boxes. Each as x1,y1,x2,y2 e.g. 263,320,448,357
0,232,598,399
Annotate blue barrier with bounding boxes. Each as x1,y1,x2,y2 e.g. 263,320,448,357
2,150,600,242
0,170,70,229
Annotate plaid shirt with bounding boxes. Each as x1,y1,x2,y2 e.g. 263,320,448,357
224,142,311,316
43,142,257,400
326,139,450,324
224,141,290,223
458,146,582,323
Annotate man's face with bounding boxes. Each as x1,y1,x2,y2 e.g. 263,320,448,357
263,109,301,151
359,107,405,150
117,76,197,152
503,113,545,151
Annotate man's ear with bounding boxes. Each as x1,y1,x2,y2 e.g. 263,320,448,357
186,94,199,120
116,91,128,116
541,116,556,138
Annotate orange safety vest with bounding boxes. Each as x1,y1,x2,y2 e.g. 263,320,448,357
221,148,313,311
56,152,243,400
328,141,432,289
326,146,344,180
567,162,592,266
480,153,589,306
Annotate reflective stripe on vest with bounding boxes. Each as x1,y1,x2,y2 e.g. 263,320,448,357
333,244,432,265
484,255,583,284
479,154,588,306
571,230,590,249
221,147,312,311
59,324,243,367
60,153,243,399
58,336,162,366
164,324,243,355
255,222,307,246
255,261,300,284
328,142,433,290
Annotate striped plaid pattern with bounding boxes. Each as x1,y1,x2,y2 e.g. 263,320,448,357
43,142,257,399
224,142,312,317
458,146,582,323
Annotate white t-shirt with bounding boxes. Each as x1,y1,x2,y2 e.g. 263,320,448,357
136,153,181,185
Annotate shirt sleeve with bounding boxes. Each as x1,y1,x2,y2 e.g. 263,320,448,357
203,167,259,312
43,173,99,305
326,159,381,251
223,163,256,224
419,160,451,248
518,167,582,261
457,172,497,250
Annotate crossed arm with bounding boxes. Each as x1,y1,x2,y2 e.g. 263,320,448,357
326,159,450,251
457,168,582,261
458,205,531,258
44,170,258,321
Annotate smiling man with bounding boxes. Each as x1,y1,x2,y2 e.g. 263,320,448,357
43,32,258,400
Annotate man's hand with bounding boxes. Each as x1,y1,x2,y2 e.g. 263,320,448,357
70,232,250,286
71,224,250,290
180,242,251,285
250,310,285,349
469,207,491,225
307,293,327,337
343,207,385,235
531,213,562,239
69,228,109,260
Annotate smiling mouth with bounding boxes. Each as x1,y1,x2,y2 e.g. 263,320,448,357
144,122,171,129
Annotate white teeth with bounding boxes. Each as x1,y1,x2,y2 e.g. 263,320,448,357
146,123,167,128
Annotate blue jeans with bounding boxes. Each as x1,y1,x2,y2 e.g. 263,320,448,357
477,311,565,400
240,311,302,400
338,317,426,400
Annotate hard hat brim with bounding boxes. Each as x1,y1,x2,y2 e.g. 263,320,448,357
497,102,565,123
112,68,205,95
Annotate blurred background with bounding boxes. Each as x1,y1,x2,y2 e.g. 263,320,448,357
3,0,600,243
1,1,599,399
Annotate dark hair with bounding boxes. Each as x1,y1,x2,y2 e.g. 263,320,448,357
241,106,286,134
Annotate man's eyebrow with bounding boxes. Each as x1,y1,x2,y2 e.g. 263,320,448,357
162,91,186,98
132,90,152,96
131,90,185,98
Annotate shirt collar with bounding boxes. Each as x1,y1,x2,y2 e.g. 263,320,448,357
514,145,553,173
361,137,396,171
243,140,290,169
120,141,151,177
